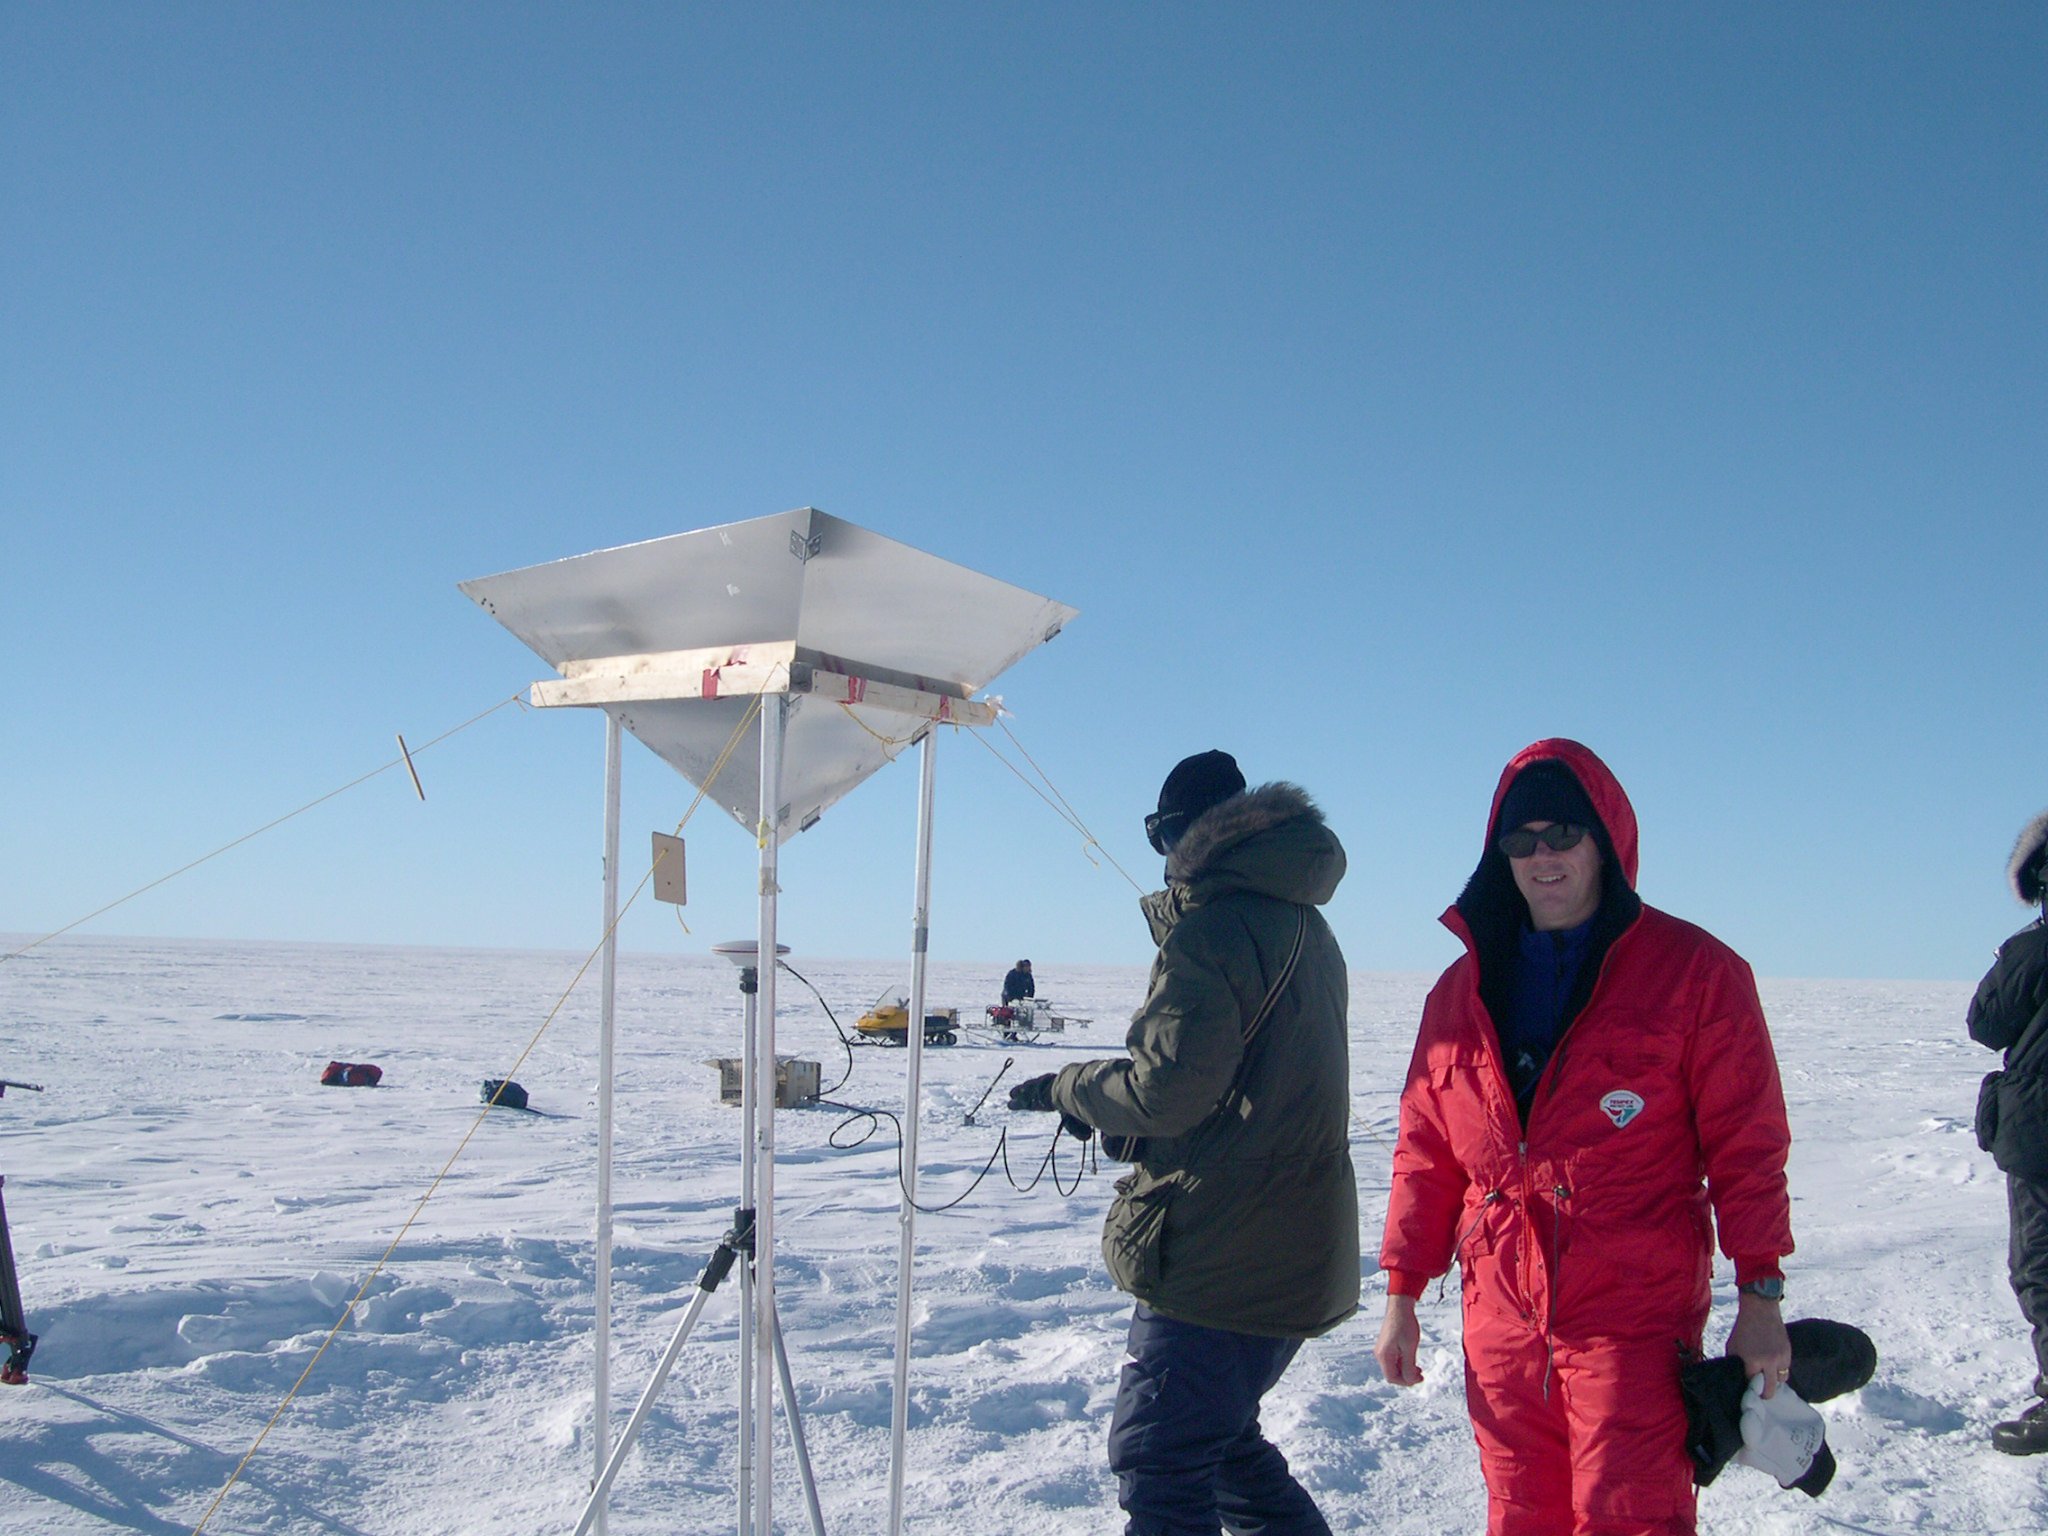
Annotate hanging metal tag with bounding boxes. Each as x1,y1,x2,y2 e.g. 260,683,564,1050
651,833,687,905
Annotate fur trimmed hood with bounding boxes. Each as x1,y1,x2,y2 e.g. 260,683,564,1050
1141,782,1343,943
1166,782,1324,881
1139,783,1345,937
2011,809,2048,906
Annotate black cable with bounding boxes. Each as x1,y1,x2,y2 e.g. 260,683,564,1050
776,960,858,1095
768,983,1099,1212
817,1097,1096,1212
964,1057,1016,1123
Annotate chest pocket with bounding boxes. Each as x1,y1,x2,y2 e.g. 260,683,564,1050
1423,1049,1518,1186
1553,1029,1701,1231
1550,1025,1687,1155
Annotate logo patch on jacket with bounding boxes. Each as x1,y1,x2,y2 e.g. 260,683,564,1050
1600,1089,1645,1128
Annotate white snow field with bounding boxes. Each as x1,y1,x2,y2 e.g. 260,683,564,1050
0,934,2040,1535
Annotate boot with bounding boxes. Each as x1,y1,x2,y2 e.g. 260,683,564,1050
1992,1399,2048,1455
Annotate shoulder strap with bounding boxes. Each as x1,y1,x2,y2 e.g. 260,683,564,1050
1108,906,1313,1168
1239,904,1309,1051
1184,905,1311,1155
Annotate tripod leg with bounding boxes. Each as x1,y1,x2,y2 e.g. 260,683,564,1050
571,1212,751,1536
770,1302,827,1536
570,1286,713,1536
0,1178,36,1386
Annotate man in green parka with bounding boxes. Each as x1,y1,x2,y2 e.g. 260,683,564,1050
1008,749,1358,1535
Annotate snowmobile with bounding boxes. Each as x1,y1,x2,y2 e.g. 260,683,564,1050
854,987,960,1047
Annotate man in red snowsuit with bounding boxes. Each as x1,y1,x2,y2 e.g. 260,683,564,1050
1375,739,1794,1536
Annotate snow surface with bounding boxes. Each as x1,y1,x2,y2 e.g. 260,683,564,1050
0,935,2039,1535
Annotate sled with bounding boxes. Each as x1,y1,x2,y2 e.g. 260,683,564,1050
984,998,1083,1042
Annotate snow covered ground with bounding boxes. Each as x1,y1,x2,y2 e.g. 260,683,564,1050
0,934,2039,1535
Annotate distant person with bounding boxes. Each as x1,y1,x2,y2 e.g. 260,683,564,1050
1007,749,1357,1535
1002,959,1036,1004
1376,739,1794,1536
1970,808,2048,1454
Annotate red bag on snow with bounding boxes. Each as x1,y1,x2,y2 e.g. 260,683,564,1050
320,1061,382,1087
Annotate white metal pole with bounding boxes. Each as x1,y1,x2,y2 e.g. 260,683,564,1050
886,727,939,1536
594,711,622,1536
736,973,758,1536
754,695,788,1533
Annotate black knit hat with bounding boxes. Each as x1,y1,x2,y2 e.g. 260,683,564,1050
1147,750,1246,854
1497,759,1600,839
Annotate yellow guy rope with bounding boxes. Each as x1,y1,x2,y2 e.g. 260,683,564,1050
969,719,1147,897
838,697,1140,894
836,699,921,752
190,692,766,1534
3,692,528,965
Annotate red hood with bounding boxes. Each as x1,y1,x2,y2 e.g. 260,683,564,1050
1484,738,1640,891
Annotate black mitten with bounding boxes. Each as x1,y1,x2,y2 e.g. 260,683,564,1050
1007,1074,1057,1113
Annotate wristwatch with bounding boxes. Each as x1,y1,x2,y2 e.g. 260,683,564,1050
1737,1277,1786,1302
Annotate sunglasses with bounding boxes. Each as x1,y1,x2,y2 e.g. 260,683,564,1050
1497,822,1590,859
1144,810,1187,856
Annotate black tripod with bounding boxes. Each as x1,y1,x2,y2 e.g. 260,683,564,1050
0,1077,43,1385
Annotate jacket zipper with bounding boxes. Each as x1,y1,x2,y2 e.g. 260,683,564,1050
1535,914,1626,1108
1463,914,1621,1366
1523,927,1611,1363
1541,1180,1572,1398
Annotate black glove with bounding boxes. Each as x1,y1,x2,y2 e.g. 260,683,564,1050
1008,1073,1057,1112
1008,1073,1092,1141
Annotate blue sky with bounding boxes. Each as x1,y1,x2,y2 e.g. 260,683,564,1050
3,4,2042,983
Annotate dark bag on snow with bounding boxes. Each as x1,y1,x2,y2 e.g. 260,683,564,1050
320,1061,382,1087
1981,1067,2048,1181
480,1079,528,1111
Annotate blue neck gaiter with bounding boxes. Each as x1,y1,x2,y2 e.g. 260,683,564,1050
1502,914,1595,1113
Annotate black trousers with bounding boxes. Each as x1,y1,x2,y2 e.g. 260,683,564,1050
2009,1174,2048,1390
1106,1303,1331,1536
